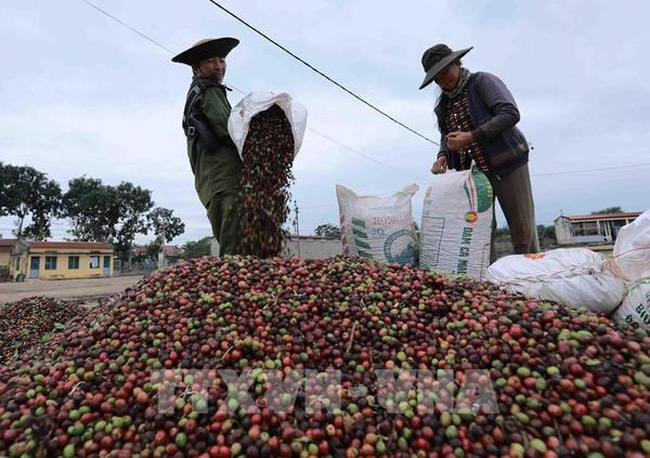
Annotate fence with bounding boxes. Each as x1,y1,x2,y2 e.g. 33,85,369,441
119,260,158,276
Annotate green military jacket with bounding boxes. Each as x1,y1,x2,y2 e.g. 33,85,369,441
185,76,243,207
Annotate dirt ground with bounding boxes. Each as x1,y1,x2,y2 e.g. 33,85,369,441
0,275,145,305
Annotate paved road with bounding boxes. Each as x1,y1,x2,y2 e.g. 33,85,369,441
0,275,144,304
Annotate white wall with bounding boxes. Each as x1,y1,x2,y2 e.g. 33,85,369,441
210,236,342,260
554,218,574,245
281,236,342,260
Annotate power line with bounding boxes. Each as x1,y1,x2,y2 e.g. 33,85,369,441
306,129,429,181
83,1,175,54
532,162,650,177
82,0,426,180
203,0,438,146
80,2,650,186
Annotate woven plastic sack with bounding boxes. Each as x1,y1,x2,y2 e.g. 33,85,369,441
228,91,307,160
337,184,419,266
611,210,650,281
419,168,493,279
485,248,625,314
612,280,650,331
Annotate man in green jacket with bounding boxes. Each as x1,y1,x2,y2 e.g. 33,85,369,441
172,38,243,256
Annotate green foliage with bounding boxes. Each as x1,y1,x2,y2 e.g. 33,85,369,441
591,206,623,215
314,223,341,238
146,236,164,258
2,163,180,262
62,177,154,259
537,224,556,242
0,162,62,240
147,207,185,243
62,176,119,242
182,237,212,259
113,182,154,259
495,227,511,239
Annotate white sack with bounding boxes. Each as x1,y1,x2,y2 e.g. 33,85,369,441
228,91,307,160
337,184,419,266
612,210,650,281
485,248,625,314
612,280,650,331
419,168,493,279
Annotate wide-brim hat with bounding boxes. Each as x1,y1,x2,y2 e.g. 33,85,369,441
419,44,473,90
172,37,239,65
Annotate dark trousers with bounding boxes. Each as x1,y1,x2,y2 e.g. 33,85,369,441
488,163,540,262
206,191,242,257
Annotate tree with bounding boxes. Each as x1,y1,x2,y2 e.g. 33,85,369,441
591,207,622,215
537,224,557,248
146,237,164,259
0,162,62,240
314,223,341,238
147,207,185,243
183,237,212,259
495,227,511,238
62,176,120,242
62,177,154,261
113,182,154,262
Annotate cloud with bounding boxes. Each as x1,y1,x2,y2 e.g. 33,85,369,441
2,0,649,245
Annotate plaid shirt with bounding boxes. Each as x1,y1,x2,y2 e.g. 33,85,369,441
443,87,490,173
435,72,530,178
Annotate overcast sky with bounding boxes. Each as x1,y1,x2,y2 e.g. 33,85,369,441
1,0,649,245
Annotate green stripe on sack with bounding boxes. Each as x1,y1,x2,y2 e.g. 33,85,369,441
352,228,368,238
355,239,371,249
471,168,493,213
351,218,366,228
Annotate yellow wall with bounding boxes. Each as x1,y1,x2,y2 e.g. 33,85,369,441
27,249,114,280
8,251,29,280
0,248,10,267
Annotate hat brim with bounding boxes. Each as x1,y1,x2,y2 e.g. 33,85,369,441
418,47,473,90
172,38,239,65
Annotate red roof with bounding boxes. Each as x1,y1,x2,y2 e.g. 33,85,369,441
565,212,641,221
164,246,183,256
30,241,113,250
136,245,184,256
0,239,112,250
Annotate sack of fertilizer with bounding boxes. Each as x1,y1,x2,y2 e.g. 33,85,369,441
612,280,650,331
228,91,308,160
485,248,625,314
419,168,493,279
611,210,650,282
336,184,419,266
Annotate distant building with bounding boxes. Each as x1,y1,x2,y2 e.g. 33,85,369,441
0,239,114,281
554,211,642,248
135,245,185,263
210,235,342,260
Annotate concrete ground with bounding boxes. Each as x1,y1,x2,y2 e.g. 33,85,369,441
0,275,144,305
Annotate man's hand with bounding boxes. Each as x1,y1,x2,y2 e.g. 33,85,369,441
431,156,447,174
446,131,474,151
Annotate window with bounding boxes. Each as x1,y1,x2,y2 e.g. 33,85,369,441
89,255,100,269
68,256,80,269
45,256,57,270
572,221,599,237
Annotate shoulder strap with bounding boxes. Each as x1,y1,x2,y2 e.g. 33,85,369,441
183,80,215,124
182,80,225,150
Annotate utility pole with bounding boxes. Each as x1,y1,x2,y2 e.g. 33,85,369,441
158,220,167,269
295,201,301,259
